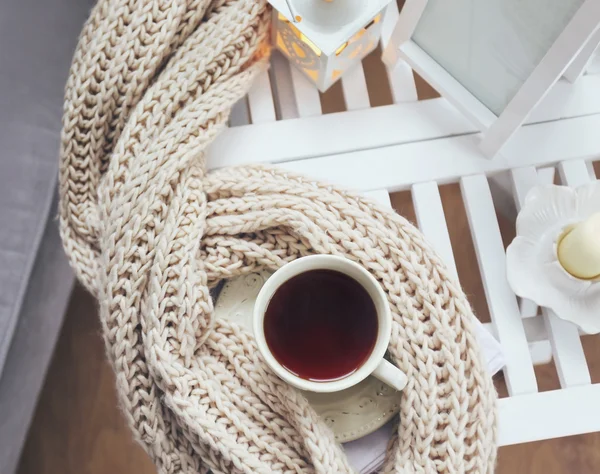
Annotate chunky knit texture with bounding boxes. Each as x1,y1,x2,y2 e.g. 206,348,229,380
58,1,497,472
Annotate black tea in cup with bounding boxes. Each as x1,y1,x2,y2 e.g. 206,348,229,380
263,269,378,382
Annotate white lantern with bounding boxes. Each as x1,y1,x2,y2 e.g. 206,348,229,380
268,0,393,92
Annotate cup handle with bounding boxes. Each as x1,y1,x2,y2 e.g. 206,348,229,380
372,359,408,391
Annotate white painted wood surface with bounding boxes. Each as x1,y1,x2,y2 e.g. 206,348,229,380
380,1,418,102
527,75,600,122
482,318,552,367
247,71,277,124
363,189,392,208
498,384,600,446
461,174,537,396
270,52,299,120
559,158,597,187
341,66,371,111
519,298,539,320
543,307,591,388
588,46,600,74
290,67,322,118
208,75,600,170
218,24,600,447
273,114,600,193
411,182,458,278
564,27,600,83
382,0,428,65
229,98,251,127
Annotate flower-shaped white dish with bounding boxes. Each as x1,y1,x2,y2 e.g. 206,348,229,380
506,183,600,334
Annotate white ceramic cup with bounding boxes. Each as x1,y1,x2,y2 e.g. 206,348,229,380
253,255,408,393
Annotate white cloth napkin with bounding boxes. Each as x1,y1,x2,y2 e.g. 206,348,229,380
344,320,504,473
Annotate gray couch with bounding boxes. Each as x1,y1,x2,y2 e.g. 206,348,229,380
0,1,94,472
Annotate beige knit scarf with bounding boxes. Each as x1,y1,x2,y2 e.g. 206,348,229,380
58,1,497,472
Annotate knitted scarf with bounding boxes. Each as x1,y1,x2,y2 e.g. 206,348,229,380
58,1,497,472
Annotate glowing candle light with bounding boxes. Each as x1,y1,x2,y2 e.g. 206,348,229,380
268,0,392,91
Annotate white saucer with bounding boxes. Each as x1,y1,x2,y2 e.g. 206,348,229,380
214,271,401,443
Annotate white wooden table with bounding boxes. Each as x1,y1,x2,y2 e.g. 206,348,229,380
206,3,600,449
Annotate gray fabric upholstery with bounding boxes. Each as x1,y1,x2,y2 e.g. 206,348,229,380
0,0,94,472
0,0,92,374
0,193,75,474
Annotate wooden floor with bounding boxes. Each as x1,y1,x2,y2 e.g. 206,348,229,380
18,174,600,473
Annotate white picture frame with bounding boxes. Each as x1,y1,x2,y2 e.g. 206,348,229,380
563,28,600,83
382,0,600,158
